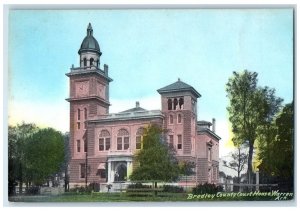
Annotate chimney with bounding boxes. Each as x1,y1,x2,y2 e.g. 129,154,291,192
212,118,216,133
104,64,108,76
136,101,140,108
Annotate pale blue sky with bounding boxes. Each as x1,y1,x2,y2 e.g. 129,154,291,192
8,9,294,156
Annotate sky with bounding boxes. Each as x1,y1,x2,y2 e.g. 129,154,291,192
8,9,294,160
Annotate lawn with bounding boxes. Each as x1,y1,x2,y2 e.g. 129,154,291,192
8,191,294,203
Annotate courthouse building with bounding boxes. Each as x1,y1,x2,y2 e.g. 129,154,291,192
66,23,220,188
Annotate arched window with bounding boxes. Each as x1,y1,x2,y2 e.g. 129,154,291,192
117,129,130,150
96,60,99,68
136,127,145,149
77,109,81,120
77,140,81,152
179,98,184,109
83,58,87,67
173,98,178,110
99,130,110,151
90,58,94,66
178,114,182,124
169,114,174,125
83,139,87,153
168,99,172,110
169,135,174,148
208,147,212,161
84,108,87,119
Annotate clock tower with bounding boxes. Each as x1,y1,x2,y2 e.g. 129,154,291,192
66,23,113,162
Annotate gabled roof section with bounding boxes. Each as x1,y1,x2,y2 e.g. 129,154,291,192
197,127,221,141
157,78,201,98
120,106,147,113
197,120,212,126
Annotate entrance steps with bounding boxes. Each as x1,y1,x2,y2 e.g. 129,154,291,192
99,182,128,192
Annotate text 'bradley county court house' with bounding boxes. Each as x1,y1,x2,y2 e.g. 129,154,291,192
66,23,221,189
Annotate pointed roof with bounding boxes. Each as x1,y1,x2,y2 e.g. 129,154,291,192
120,107,147,113
157,78,201,98
78,23,102,55
119,101,147,113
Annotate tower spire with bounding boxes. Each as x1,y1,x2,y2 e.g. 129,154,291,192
87,23,93,36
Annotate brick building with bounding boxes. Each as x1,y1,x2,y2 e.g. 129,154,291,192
66,23,220,188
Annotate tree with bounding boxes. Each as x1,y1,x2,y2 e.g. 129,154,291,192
226,70,282,184
23,128,65,185
258,102,294,191
222,143,248,190
62,132,70,192
130,124,180,183
8,123,38,195
179,160,195,190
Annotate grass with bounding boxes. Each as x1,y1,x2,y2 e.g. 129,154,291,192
8,192,294,202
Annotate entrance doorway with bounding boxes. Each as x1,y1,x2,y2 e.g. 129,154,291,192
114,162,127,182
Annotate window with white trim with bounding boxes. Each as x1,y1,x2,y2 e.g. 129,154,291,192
177,135,182,150
99,130,110,151
117,129,130,150
136,127,144,149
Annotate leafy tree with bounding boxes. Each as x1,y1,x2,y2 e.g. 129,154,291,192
23,128,65,185
130,124,180,183
62,132,70,192
179,160,195,190
258,102,294,191
222,143,248,190
226,70,282,184
8,123,38,195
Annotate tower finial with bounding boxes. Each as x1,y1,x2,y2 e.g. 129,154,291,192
178,78,181,81
87,23,93,36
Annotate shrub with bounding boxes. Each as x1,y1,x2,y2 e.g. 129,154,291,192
69,185,93,194
162,185,184,193
127,182,152,190
89,182,100,192
25,186,40,195
192,183,223,194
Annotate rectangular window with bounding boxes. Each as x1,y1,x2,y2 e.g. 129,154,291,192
77,140,80,152
117,137,122,150
124,137,129,150
177,135,182,150
136,136,141,149
105,138,110,150
84,139,87,152
169,135,174,147
77,122,80,130
80,164,85,178
99,138,104,151
100,169,106,178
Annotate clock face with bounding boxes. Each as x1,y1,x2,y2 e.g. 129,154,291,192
76,81,89,97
